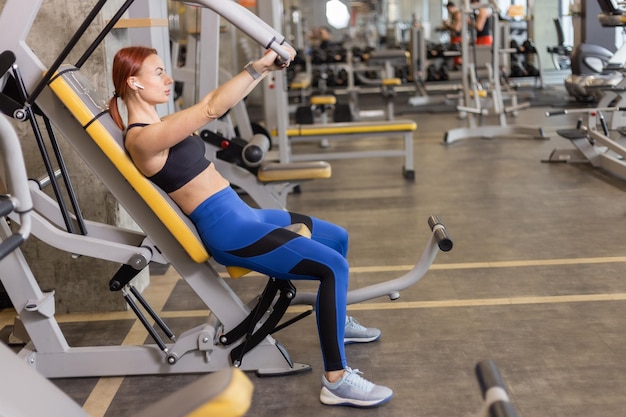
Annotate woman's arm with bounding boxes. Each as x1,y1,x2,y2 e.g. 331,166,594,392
451,10,462,32
474,8,490,32
127,48,293,159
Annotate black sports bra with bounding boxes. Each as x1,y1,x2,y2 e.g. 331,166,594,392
125,123,211,193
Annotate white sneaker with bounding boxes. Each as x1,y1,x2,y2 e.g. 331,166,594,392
320,367,393,408
344,316,381,344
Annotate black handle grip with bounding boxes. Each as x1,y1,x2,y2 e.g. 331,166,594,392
0,234,25,261
546,110,566,117
475,359,505,398
428,215,453,252
0,196,15,217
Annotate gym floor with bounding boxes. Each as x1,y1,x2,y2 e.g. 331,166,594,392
4,86,626,416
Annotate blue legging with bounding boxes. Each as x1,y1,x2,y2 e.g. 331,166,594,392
189,187,349,371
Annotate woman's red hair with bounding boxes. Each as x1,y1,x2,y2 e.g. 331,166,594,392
108,46,157,130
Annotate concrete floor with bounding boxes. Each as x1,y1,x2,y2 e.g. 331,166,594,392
4,88,626,417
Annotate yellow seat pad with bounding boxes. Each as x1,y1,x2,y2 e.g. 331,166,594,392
310,95,337,106
257,161,331,182
281,120,417,137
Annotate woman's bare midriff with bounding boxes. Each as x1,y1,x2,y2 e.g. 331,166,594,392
168,164,230,215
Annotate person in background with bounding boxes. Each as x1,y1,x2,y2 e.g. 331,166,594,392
471,0,493,45
443,2,463,66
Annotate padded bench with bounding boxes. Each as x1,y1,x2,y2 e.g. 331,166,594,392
274,119,417,180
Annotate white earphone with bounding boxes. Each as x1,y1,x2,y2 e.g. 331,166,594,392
132,81,145,90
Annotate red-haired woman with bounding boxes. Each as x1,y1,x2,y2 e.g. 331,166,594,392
108,46,392,408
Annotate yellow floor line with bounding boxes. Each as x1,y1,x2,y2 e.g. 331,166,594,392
162,292,626,313
215,256,626,278
48,292,626,319
342,292,626,312
349,256,626,273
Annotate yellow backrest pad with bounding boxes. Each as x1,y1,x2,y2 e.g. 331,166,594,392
48,69,210,263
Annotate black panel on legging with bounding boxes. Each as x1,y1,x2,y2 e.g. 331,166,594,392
289,212,313,232
226,228,300,258
291,258,343,371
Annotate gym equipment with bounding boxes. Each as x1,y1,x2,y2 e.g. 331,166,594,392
348,49,408,120
0,114,253,417
443,0,546,144
0,0,451,378
408,25,463,108
564,43,616,103
544,106,626,180
273,119,417,180
564,0,626,105
546,18,572,70
271,49,418,180
474,359,519,417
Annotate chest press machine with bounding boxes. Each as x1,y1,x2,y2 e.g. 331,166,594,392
0,0,452,379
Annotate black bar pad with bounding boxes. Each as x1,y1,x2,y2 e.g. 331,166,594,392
0,197,15,217
475,359,506,398
428,215,453,252
0,234,24,261
0,51,16,78
489,400,518,417
0,66,25,118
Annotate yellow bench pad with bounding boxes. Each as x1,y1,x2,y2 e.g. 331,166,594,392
382,78,402,86
280,120,417,137
290,75,311,90
310,95,337,106
257,161,331,182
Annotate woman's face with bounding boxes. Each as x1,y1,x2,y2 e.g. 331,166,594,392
131,54,173,104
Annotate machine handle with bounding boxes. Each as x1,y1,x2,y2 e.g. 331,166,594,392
428,215,453,252
547,107,626,118
0,234,24,261
474,360,518,415
0,196,15,217
475,359,506,398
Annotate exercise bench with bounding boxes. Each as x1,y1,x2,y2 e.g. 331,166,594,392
274,119,417,180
